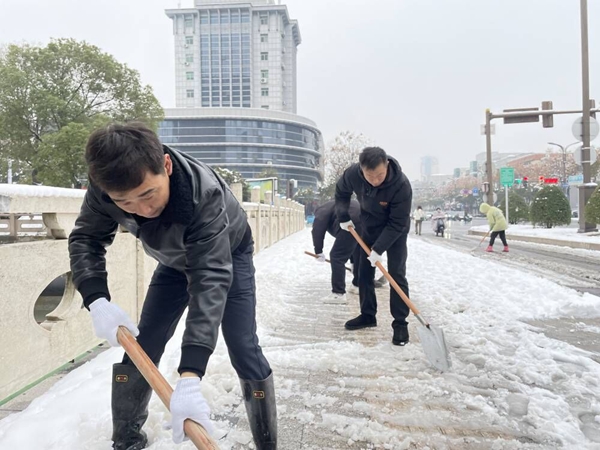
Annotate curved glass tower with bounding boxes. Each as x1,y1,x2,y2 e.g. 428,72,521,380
159,107,323,188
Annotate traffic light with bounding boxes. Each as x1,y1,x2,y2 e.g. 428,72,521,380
542,101,553,128
523,176,528,188
538,176,544,184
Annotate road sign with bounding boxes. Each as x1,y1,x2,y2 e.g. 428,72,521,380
500,167,515,187
568,174,584,185
574,146,598,165
503,107,540,124
480,124,496,135
572,116,600,141
472,188,479,196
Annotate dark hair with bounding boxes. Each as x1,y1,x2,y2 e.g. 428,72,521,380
359,147,387,170
417,206,422,209
86,122,165,192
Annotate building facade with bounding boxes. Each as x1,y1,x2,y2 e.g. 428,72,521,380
420,156,439,181
163,0,323,190
165,0,300,113
159,107,324,188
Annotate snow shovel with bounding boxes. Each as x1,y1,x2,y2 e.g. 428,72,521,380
117,326,220,450
347,227,451,372
304,250,352,272
471,230,490,252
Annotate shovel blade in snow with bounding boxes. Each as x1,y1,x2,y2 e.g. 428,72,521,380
417,324,452,372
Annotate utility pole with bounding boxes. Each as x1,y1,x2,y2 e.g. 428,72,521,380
578,0,597,232
485,109,493,204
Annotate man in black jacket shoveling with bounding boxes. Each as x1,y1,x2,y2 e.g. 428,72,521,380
69,123,276,449
335,147,412,346
311,199,362,302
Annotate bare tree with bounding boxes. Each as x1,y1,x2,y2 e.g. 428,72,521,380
324,131,374,185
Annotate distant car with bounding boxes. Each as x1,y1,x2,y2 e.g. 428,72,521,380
572,210,578,218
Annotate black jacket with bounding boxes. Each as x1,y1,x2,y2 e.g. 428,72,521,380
69,146,251,377
335,157,412,254
311,199,361,254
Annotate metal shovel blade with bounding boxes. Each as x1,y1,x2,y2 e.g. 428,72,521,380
417,324,452,372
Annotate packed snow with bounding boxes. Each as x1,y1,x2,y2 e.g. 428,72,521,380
470,224,600,244
0,183,86,198
1,229,600,449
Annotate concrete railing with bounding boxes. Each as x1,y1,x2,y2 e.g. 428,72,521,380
0,183,304,402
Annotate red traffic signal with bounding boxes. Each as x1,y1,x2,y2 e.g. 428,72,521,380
523,176,528,181
538,176,544,183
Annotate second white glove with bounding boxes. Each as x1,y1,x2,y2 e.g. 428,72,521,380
367,251,383,268
340,220,355,232
170,377,214,443
89,298,139,347
316,253,326,262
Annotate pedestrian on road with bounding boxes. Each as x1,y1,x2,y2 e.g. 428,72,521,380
413,206,425,235
69,122,276,449
479,202,509,252
335,146,413,346
312,199,362,302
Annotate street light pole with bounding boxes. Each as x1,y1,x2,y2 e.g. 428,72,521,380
578,0,597,232
548,141,580,196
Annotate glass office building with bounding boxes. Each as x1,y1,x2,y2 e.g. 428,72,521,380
164,1,322,190
159,108,323,189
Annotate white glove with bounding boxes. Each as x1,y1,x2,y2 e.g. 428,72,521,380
316,253,326,262
170,377,214,443
88,298,139,347
340,220,355,232
367,251,383,268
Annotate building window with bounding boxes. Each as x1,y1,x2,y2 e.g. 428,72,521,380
186,89,195,98
261,105,269,109
185,36,193,45
260,33,268,43
186,54,194,63
260,14,268,25
260,52,268,61
261,70,268,81
186,71,194,80
184,17,193,29
261,88,269,97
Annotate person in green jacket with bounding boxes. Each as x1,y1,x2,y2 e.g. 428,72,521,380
479,202,509,252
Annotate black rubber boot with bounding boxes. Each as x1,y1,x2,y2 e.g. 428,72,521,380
111,363,153,450
392,325,409,346
240,372,277,449
345,314,377,330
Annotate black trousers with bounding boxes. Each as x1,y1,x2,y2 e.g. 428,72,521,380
329,231,361,294
122,242,271,381
489,230,508,246
357,231,410,329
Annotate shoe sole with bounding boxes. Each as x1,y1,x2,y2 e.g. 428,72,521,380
345,323,377,330
392,340,409,346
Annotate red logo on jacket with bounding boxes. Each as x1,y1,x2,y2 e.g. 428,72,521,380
379,202,389,208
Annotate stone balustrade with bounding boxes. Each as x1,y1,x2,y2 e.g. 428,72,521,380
0,183,304,402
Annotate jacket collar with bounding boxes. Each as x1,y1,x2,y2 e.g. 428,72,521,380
159,146,194,226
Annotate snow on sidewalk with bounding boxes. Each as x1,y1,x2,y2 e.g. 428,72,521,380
1,229,600,449
471,223,600,245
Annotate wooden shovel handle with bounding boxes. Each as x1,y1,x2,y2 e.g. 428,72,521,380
347,226,421,316
117,327,220,450
304,251,352,272
478,229,491,246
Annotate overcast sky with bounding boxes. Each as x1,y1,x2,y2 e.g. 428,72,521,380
1,0,599,180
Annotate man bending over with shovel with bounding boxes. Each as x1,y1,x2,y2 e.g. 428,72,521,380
69,122,276,449
335,147,413,346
